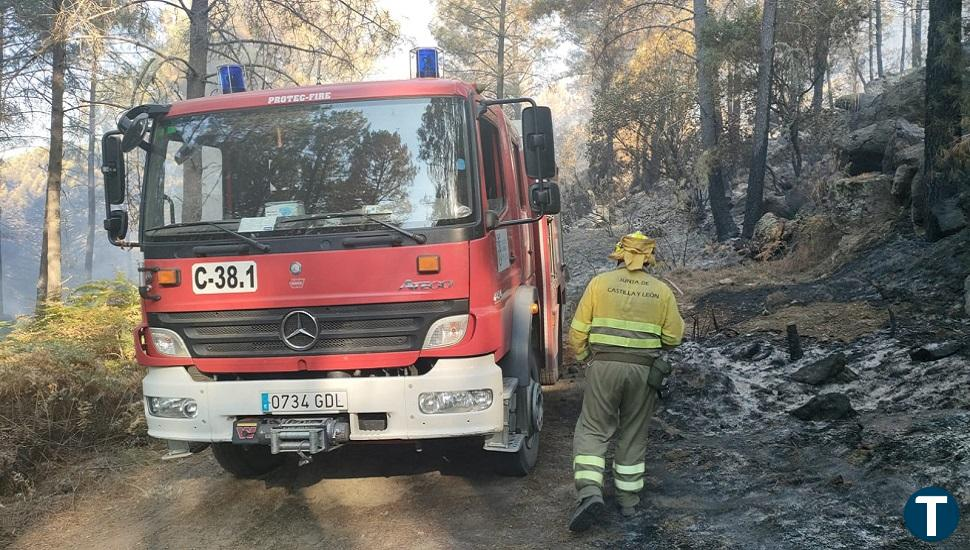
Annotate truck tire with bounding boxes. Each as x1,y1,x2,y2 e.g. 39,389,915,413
211,443,285,478
493,347,542,476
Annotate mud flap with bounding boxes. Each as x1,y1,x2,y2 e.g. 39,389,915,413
500,286,539,389
498,286,539,436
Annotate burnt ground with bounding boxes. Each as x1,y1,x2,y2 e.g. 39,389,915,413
3,225,969,549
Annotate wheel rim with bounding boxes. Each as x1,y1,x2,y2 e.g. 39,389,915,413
530,380,543,434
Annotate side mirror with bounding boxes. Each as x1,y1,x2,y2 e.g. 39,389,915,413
530,182,562,215
103,209,129,243
522,106,556,180
120,112,150,152
102,132,126,205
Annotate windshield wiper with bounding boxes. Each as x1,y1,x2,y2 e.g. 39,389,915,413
360,215,426,244
277,211,426,244
145,220,271,252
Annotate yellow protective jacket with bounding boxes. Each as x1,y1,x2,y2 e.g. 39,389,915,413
569,268,684,361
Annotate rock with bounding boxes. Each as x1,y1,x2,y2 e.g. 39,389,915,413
849,69,925,129
891,165,917,202
718,278,735,286
927,198,968,240
894,143,923,168
791,393,857,421
834,92,873,113
910,166,928,225
765,290,789,311
909,342,964,362
732,341,773,362
965,275,970,316
882,120,925,174
763,195,798,219
821,173,894,223
754,213,786,243
791,353,848,385
835,119,897,175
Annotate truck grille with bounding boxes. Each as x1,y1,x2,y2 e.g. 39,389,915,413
148,300,468,358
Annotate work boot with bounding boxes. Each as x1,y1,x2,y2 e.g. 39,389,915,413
619,504,637,518
568,495,605,532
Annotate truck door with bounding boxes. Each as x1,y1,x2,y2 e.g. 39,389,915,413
479,113,523,295
479,111,533,292
509,138,535,285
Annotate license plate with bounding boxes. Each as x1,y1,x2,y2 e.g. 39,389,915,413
191,261,257,294
260,392,348,414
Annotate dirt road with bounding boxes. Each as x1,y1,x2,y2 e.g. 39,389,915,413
7,226,970,549
10,326,969,550
6,378,641,550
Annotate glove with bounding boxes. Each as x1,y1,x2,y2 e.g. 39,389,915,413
647,357,673,399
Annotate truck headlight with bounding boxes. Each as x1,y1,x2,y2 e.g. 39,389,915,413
148,328,190,357
146,396,198,418
418,390,492,414
423,315,469,349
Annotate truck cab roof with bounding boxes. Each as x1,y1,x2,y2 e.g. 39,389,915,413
167,78,480,117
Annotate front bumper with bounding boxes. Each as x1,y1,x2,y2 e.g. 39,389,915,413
142,355,504,443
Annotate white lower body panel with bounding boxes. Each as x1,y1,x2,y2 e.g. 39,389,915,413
142,355,504,443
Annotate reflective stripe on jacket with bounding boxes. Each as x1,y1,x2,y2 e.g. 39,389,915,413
569,268,684,361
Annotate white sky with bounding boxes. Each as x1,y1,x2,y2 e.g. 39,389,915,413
370,0,438,81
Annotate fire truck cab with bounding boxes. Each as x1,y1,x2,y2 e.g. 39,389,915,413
101,65,564,478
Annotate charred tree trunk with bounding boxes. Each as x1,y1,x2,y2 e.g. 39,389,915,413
875,0,884,77
647,124,663,188
827,67,835,109
742,0,778,239
790,114,802,178
868,6,875,81
900,1,908,72
694,0,737,241
921,0,963,239
182,0,209,223
913,0,924,67
37,9,66,311
810,37,829,113
85,59,97,281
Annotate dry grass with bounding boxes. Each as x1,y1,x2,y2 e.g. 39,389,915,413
0,278,144,497
737,301,890,342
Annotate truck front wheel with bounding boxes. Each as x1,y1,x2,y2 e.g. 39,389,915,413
493,348,542,476
211,443,285,478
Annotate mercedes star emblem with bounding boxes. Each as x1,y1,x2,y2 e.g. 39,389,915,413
280,310,319,351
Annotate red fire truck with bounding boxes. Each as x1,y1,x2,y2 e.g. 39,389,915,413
101,60,565,478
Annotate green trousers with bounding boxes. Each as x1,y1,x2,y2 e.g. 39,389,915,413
572,359,659,508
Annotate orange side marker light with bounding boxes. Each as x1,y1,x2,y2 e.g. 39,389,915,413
417,255,440,274
155,269,181,287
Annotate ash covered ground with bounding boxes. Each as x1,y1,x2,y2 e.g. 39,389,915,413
563,213,970,549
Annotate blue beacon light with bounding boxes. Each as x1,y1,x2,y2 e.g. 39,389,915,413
218,64,246,94
415,48,441,78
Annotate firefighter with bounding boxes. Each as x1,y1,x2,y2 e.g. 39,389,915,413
567,231,684,532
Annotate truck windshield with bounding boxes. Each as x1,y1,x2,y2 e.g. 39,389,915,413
142,97,473,239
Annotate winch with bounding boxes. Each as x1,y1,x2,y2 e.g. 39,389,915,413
233,416,350,456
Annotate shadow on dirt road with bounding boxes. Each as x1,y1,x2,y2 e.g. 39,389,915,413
6,380,637,550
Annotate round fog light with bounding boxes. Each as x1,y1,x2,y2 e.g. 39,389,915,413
182,400,198,418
